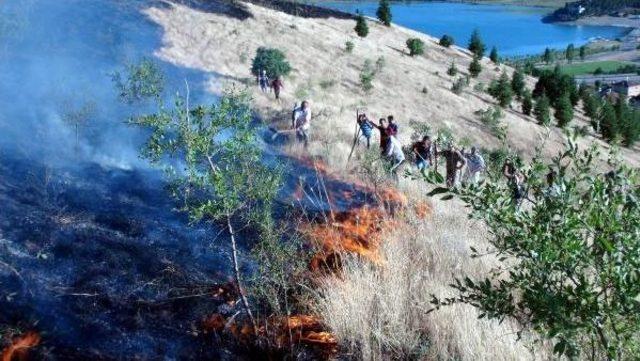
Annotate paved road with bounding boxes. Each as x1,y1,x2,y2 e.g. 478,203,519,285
575,73,640,85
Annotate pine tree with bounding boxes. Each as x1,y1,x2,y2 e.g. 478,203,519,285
376,0,392,26
469,55,482,78
583,93,601,131
600,101,619,141
468,29,486,58
447,61,458,76
489,71,513,108
354,14,369,38
554,94,574,127
489,46,499,64
522,90,533,116
543,48,553,64
511,69,525,99
534,94,551,125
439,34,454,48
565,43,575,63
579,45,586,61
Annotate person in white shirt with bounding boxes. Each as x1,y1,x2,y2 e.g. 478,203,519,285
292,100,311,148
385,135,405,180
463,146,486,185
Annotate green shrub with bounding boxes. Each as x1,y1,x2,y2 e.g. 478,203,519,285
360,59,376,92
451,76,468,95
522,90,533,116
251,47,291,79
439,35,454,48
375,56,386,72
447,61,458,76
469,56,482,78
345,40,355,53
489,46,499,64
476,106,507,140
354,15,369,38
406,38,425,56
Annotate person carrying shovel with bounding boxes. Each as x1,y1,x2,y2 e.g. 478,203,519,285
411,135,433,176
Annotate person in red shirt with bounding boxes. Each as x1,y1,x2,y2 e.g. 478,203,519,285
271,77,284,100
386,115,398,137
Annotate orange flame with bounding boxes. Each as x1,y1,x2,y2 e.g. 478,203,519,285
2,331,41,361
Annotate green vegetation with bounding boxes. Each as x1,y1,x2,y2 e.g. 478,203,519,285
544,61,635,76
469,55,482,78
468,29,486,58
534,94,551,125
360,59,376,92
447,61,458,77
522,90,533,116
111,58,164,103
131,88,283,335
354,14,369,37
476,105,507,140
543,47,553,64
345,40,354,53
533,66,578,108
439,34,454,48
565,43,575,63
579,45,586,61
251,47,292,79
489,46,499,64
510,68,525,99
583,90,640,146
428,135,640,360
376,0,392,26
406,38,425,56
488,71,513,108
452,76,469,95
554,93,574,127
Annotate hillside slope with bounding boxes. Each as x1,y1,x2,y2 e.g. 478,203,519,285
145,0,639,169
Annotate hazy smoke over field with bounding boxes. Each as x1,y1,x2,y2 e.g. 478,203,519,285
0,0,211,169
0,1,229,358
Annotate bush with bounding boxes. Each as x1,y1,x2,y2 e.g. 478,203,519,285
376,0,392,26
510,69,525,99
354,15,369,38
251,47,292,79
360,59,376,92
375,56,386,72
534,94,551,125
429,136,640,360
476,106,506,140
447,61,458,76
488,71,513,108
469,56,482,78
112,58,164,103
439,35,454,48
406,38,425,56
345,41,355,53
451,76,468,95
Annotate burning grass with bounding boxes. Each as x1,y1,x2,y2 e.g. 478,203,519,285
1,331,41,361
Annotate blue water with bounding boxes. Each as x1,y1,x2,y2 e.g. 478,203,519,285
307,1,628,56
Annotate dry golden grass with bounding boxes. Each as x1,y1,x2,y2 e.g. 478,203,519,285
313,201,550,360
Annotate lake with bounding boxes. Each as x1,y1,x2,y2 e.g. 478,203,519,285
305,1,628,57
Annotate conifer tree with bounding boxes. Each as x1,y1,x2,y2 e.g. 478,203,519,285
534,93,551,125
565,43,576,63
522,90,533,116
511,69,525,99
469,55,482,78
447,61,458,76
554,94,574,127
354,14,369,38
489,71,513,108
468,29,486,58
376,0,392,26
489,46,499,64
600,101,619,141
543,48,553,64
579,45,586,61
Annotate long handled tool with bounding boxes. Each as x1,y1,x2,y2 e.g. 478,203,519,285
347,108,363,162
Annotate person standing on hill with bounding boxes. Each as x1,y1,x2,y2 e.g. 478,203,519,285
503,158,526,208
357,113,375,149
257,69,269,93
373,118,390,155
438,144,466,188
411,135,433,175
271,76,284,100
463,146,485,185
385,135,405,180
292,100,311,148
386,115,398,136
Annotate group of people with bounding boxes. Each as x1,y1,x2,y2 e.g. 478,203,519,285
356,112,486,186
257,70,284,100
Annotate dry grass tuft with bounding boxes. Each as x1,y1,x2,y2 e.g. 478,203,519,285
312,201,550,360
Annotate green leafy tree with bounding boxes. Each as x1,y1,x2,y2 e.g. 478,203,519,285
543,47,553,64
376,0,392,26
522,90,533,116
565,43,576,63
468,55,482,78
251,47,292,79
554,93,574,127
439,34,454,48
579,45,587,61
406,38,425,56
427,136,640,360
489,46,499,64
488,71,513,108
510,68,526,99
447,61,458,76
112,58,164,104
354,14,369,38
131,89,282,335
468,29,486,58
534,93,551,125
